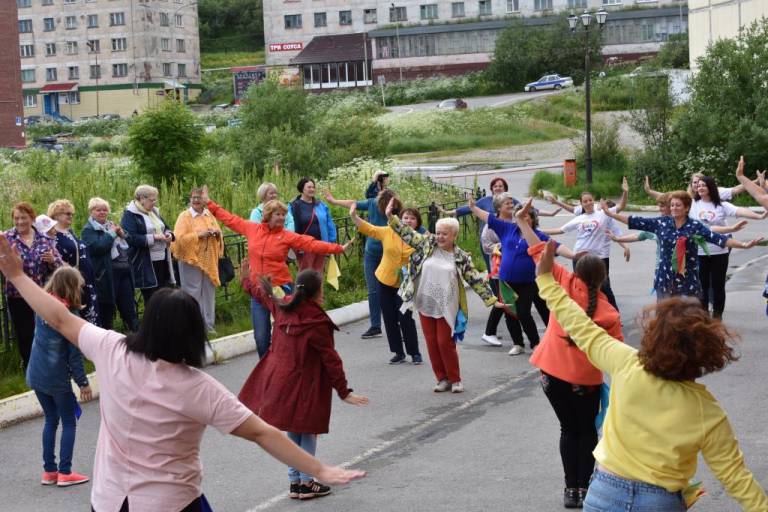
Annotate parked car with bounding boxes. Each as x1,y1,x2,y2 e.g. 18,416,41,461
524,74,574,92
31,136,64,153
24,116,42,126
437,98,468,110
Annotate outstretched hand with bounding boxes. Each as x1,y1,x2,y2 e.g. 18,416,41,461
314,465,367,486
385,197,397,218
644,175,651,192
600,199,610,212
743,237,764,249
322,188,334,202
731,219,748,232
0,235,23,280
736,156,745,178
348,202,357,217
621,176,629,193
343,393,369,406
536,240,557,276
342,239,355,252
516,197,534,220
466,192,476,209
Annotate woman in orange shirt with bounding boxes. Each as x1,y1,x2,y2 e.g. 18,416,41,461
515,199,624,509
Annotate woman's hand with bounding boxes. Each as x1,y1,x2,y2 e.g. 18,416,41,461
80,385,92,402
0,236,23,279
516,197,534,221
323,189,335,202
466,192,476,210
348,203,357,218
385,197,396,218
343,393,369,406
623,246,631,262
731,219,748,232
536,240,557,276
622,176,629,193
114,225,126,238
342,239,355,253
42,250,55,264
741,237,764,249
736,156,746,178
644,175,652,193
197,230,211,239
200,185,210,203
314,465,366,486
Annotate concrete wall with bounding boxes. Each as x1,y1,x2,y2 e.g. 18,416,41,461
1,1,25,148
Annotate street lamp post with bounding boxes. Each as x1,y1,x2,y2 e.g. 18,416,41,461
568,9,607,185
390,3,404,82
86,40,100,117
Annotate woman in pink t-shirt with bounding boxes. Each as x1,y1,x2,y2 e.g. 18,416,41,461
0,235,364,512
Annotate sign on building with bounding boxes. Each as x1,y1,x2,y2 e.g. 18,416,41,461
232,66,267,102
268,42,303,52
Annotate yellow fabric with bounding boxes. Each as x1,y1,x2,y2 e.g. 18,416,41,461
134,200,164,236
536,272,768,511
326,255,340,291
357,220,414,287
171,210,224,286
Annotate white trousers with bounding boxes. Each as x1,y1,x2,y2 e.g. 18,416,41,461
178,261,216,332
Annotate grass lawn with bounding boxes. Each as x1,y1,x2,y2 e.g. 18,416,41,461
201,50,265,70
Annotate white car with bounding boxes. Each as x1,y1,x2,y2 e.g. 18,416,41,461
524,74,574,92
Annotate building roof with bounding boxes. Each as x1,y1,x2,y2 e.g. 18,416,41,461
39,82,78,93
290,33,372,65
368,7,685,38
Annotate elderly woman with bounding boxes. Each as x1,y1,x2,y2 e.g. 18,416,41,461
81,197,138,331
386,198,501,394
121,185,175,302
48,199,99,324
289,178,337,274
4,202,62,368
172,188,224,334
250,182,295,231
365,170,390,199
201,186,350,358
0,234,365,512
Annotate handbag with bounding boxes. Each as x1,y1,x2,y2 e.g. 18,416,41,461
217,247,235,287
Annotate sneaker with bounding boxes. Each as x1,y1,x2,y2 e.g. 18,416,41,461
564,487,580,508
56,471,90,487
298,480,331,500
451,382,464,393
289,482,300,499
481,334,502,346
508,345,525,356
389,354,406,365
411,354,423,365
577,488,588,507
41,471,58,486
361,327,382,339
433,379,451,392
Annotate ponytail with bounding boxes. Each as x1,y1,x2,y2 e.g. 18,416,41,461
280,269,323,312
562,253,607,347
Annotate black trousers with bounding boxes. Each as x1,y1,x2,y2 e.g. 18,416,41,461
698,252,729,318
98,268,140,331
379,281,421,357
541,372,600,489
93,496,202,512
506,281,549,348
485,279,524,340
8,297,35,370
141,260,172,304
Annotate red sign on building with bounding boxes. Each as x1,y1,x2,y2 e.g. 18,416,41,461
269,42,303,52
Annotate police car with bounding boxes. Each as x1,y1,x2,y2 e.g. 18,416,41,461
524,74,574,92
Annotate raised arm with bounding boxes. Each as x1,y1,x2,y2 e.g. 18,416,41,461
735,156,768,209
615,176,629,213
545,195,576,214
734,207,768,220
644,175,664,200
349,204,385,241
536,207,563,217
712,220,747,234
322,190,356,209
516,199,573,259
466,195,489,224
201,186,252,236
600,199,630,225
387,198,428,250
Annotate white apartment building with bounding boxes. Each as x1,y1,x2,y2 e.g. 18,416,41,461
16,0,202,119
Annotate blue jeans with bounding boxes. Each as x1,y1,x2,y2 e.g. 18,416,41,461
34,390,78,474
286,432,318,483
363,251,382,330
584,469,686,512
251,284,292,358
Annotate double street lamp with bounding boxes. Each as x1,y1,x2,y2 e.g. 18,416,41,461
568,8,607,185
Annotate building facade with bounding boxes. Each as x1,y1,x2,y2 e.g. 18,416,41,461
16,0,202,119
2,1,26,147
688,0,768,70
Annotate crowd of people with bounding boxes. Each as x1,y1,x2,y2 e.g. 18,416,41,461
4,161,768,511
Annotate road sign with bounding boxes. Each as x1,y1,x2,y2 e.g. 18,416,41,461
378,75,386,85
15,116,22,126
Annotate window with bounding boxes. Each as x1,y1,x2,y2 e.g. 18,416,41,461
63,0,75,3
568,0,587,7
46,67,57,81
111,37,127,51
67,91,80,104
478,0,492,15
451,2,464,17
21,69,36,83
68,65,79,79
24,94,37,108
42,0,53,5
602,0,621,4
44,17,55,31
534,0,552,10
339,10,352,25
176,39,185,52
160,12,169,26
19,20,33,33
420,4,438,20
65,15,77,29
174,14,183,27
87,39,100,53
506,0,519,11
161,38,170,51
90,65,101,78
177,63,186,77
314,12,326,28
284,14,302,29
364,9,377,24
389,6,407,22
65,41,78,54
17,0,32,8
109,12,125,26
87,14,98,27
162,63,172,76
45,43,56,56
20,44,35,58
112,63,128,77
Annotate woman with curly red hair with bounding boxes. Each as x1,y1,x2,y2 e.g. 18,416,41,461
534,240,768,511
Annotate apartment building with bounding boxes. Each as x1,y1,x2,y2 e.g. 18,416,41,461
2,1,26,147
16,0,202,119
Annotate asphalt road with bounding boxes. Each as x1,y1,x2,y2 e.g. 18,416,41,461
386,89,564,114
2,169,767,512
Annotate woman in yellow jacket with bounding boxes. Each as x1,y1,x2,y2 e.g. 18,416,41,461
171,187,224,333
534,240,767,512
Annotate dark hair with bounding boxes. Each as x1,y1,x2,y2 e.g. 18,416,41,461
123,288,207,368
400,207,423,230
579,191,594,204
12,202,36,220
260,269,323,313
377,189,400,215
513,204,539,228
638,297,738,381
693,176,722,206
296,177,315,194
562,253,607,346
377,172,389,183
489,177,509,192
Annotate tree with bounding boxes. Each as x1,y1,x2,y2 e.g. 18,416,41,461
198,0,264,52
127,100,203,183
239,79,310,134
655,33,689,69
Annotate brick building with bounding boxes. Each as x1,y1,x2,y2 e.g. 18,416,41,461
1,1,26,148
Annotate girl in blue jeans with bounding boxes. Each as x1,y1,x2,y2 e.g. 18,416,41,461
26,266,92,487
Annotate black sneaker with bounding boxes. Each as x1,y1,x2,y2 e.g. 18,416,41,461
577,488,587,508
361,327,382,339
299,480,331,500
564,487,580,508
289,482,300,499
389,354,406,364
412,354,423,365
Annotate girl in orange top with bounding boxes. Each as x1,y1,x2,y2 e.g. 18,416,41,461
515,198,624,509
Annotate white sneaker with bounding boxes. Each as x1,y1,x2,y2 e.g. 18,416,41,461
481,334,502,346
451,382,464,393
508,345,525,356
433,379,451,392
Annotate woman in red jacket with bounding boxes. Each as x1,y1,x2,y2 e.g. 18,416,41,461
238,261,369,501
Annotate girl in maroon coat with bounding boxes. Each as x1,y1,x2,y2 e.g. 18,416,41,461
238,262,369,501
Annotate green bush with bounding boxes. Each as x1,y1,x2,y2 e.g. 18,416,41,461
369,73,504,107
655,33,689,69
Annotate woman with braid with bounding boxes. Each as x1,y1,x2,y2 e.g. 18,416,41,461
515,198,624,509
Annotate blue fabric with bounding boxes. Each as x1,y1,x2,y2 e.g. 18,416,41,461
286,432,318,482
249,204,295,232
55,230,99,324
120,209,173,289
356,198,387,256
81,223,117,304
365,181,380,199
363,251,382,329
289,198,336,243
26,314,88,395
251,284,292,358
595,383,610,430
487,214,550,283
453,309,467,342
35,390,78,474
584,470,686,512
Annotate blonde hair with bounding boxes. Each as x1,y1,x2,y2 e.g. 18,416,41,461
88,197,110,212
44,266,84,310
47,199,75,219
134,184,159,200
257,183,278,204
435,217,460,235
261,199,288,223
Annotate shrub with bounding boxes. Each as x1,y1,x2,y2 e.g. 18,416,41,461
655,33,689,69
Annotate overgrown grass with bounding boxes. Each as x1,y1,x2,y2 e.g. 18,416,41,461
201,51,265,69
529,165,629,201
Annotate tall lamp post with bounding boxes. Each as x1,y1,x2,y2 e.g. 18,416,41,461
86,40,100,117
568,8,607,185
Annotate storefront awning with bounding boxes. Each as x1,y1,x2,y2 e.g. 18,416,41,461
290,33,371,65
164,79,187,89
39,83,78,93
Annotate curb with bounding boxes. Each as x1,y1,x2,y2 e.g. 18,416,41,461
0,299,371,429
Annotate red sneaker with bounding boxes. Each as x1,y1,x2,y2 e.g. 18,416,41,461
56,471,90,487
41,471,58,485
